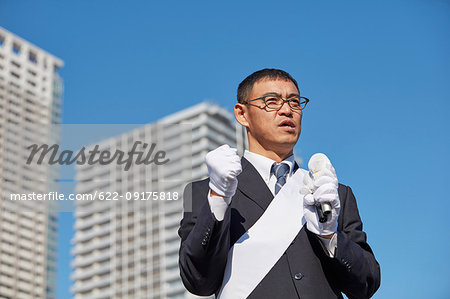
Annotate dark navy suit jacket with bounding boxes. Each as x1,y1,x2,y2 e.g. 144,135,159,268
178,157,381,298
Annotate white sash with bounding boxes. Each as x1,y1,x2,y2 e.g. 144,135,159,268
217,169,307,299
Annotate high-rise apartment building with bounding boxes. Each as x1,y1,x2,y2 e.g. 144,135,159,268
0,27,63,299
71,102,246,299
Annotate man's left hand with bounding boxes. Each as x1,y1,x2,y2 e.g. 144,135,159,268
300,158,340,237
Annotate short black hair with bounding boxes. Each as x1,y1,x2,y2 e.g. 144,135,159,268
237,68,299,104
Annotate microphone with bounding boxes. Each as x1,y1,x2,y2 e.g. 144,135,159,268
308,153,333,223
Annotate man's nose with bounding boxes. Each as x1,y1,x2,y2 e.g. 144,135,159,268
278,101,292,115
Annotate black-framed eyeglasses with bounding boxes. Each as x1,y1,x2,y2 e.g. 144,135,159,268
245,95,309,111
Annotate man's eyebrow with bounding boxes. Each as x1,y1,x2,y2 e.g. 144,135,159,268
261,92,300,98
261,92,281,97
287,93,300,98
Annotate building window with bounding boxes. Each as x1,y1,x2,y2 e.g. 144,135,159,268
10,71,20,79
29,51,37,64
0,35,4,46
12,42,21,55
11,60,21,68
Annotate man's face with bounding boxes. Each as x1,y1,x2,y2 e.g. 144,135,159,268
239,78,302,155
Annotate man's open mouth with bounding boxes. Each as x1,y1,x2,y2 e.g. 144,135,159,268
279,120,296,128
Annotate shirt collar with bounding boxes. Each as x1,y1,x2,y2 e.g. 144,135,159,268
243,150,295,183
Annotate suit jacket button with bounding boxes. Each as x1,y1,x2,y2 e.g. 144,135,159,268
294,273,303,280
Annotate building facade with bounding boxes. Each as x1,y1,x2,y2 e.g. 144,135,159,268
71,102,246,299
0,27,63,299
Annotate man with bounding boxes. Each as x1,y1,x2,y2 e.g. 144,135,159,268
178,69,380,298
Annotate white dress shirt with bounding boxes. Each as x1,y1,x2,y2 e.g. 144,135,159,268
207,150,337,257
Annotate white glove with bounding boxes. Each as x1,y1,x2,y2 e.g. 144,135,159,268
300,153,340,236
205,144,242,198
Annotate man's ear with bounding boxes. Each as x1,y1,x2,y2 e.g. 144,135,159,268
234,103,249,128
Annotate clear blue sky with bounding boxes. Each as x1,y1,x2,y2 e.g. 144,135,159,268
1,0,449,298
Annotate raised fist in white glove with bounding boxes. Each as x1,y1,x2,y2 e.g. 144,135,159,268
205,144,242,198
300,153,340,236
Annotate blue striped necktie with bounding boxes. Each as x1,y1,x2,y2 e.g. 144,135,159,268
271,163,290,195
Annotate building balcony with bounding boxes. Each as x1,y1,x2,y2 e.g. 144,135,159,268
75,167,111,188
0,285,14,298
164,241,180,255
77,289,113,299
71,237,110,256
164,279,185,296
72,225,111,243
18,227,34,240
0,263,15,276
1,221,16,232
71,250,111,268
164,201,183,215
74,203,110,219
17,259,33,271
74,179,109,195
16,269,34,282
0,274,15,287
164,254,179,268
164,214,182,228
17,280,33,292
1,243,15,254
1,211,16,222
75,212,111,231
71,275,111,294
71,263,111,281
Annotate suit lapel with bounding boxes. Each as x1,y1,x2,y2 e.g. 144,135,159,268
236,157,274,211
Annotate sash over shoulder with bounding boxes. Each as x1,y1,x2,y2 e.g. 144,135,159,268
218,169,307,299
